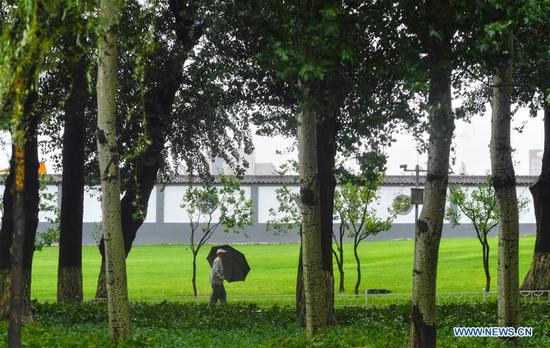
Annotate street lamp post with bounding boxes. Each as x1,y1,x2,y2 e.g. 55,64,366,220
400,164,427,234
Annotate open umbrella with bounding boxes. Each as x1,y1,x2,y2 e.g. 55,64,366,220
207,245,250,282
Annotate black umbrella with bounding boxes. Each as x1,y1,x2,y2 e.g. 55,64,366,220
207,245,250,282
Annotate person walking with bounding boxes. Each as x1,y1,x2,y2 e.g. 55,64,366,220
209,248,227,304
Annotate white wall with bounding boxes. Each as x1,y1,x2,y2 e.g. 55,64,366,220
164,185,251,223
83,186,156,223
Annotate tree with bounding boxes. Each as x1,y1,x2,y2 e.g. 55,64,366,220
216,0,417,330
297,86,327,337
515,4,550,291
446,177,527,292
522,97,550,290
96,0,131,339
56,0,93,303
334,173,398,295
447,178,498,292
490,30,520,329
181,175,252,297
0,1,72,341
265,168,306,321
390,1,461,345
94,0,254,298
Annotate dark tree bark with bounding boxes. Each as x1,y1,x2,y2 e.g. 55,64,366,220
522,103,550,290
316,114,337,324
353,237,361,295
0,158,15,320
481,238,491,292
8,141,25,347
57,52,88,303
0,113,40,321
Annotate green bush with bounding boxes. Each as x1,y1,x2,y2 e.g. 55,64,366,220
0,302,548,347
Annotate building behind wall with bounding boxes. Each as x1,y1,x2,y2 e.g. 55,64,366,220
529,149,543,176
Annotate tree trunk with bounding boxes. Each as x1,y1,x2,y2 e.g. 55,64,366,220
490,34,519,329
0,158,15,320
353,241,361,296
57,50,88,304
522,102,550,290
482,239,491,292
298,87,327,338
317,113,337,323
337,249,345,293
296,227,306,326
96,0,131,339
95,41,186,300
409,47,454,348
8,140,25,348
0,114,40,321
192,252,198,298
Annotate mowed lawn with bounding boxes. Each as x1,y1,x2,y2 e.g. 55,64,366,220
31,236,536,301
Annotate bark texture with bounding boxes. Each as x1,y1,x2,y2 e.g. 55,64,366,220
57,49,88,303
8,142,26,347
490,35,519,328
0,115,40,322
298,92,327,338
522,103,550,290
409,38,454,348
96,0,131,339
317,113,337,323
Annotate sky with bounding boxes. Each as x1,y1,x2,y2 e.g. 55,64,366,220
253,106,545,175
0,106,544,175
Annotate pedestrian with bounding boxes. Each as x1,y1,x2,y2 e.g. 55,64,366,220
209,248,227,304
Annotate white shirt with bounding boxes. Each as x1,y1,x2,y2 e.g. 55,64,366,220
210,256,224,285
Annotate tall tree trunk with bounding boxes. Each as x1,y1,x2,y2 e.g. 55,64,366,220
94,80,176,298
490,33,519,329
409,49,454,348
57,52,88,303
317,113,337,323
8,138,26,348
0,158,15,320
353,241,361,296
298,87,327,338
95,40,188,299
96,0,131,339
0,113,40,321
522,102,550,290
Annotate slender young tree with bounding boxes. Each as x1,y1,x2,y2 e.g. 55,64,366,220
334,178,394,295
182,176,252,297
96,0,131,339
490,32,520,329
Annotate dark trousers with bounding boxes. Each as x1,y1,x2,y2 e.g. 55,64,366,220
210,283,227,304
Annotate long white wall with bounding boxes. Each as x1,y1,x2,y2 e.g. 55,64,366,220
0,183,537,224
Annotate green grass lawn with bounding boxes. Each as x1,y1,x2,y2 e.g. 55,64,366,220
30,235,537,301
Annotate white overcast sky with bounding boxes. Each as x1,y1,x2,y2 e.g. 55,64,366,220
254,106,545,175
0,105,544,175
